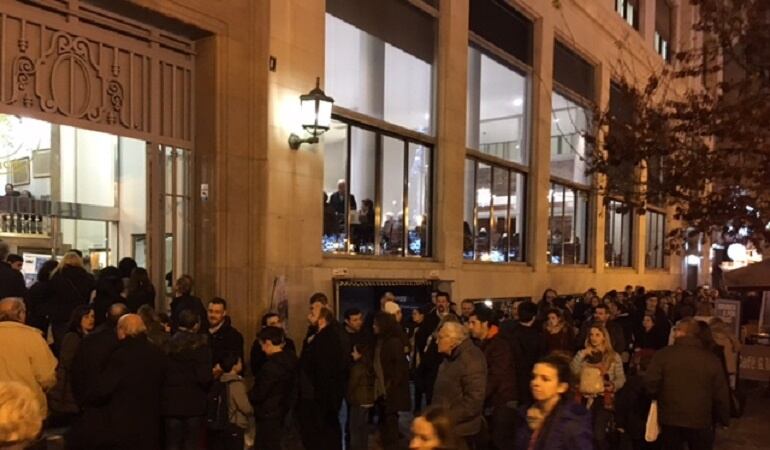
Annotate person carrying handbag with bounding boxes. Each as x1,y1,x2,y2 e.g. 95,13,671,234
571,324,626,450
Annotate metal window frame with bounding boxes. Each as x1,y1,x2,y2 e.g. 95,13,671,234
465,155,527,263
329,114,434,259
605,199,633,268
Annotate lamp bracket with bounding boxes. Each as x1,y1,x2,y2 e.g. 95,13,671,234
288,133,319,150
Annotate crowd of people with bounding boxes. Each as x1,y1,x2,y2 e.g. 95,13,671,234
0,238,739,450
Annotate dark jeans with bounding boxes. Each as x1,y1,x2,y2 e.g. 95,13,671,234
377,406,399,450
488,404,516,450
660,425,713,450
208,426,245,450
348,405,370,450
591,399,614,450
297,400,342,450
164,416,204,450
254,419,282,450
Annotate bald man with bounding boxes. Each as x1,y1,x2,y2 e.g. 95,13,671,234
69,313,166,450
0,298,57,416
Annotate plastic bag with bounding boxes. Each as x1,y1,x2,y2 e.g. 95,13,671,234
645,400,660,442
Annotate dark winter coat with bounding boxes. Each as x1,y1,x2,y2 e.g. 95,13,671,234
504,322,547,404
249,349,298,420
376,333,411,413
544,325,576,354
208,317,244,368
161,330,212,417
298,324,346,414
125,288,156,313
644,335,730,429
513,399,593,450
26,280,52,334
169,294,208,331
48,266,95,324
432,338,487,437
0,261,26,299
250,336,296,377
48,331,83,414
478,327,517,407
70,323,119,407
78,336,166,450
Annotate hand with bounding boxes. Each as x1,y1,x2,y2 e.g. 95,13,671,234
213,364,224,378
351,346,362,361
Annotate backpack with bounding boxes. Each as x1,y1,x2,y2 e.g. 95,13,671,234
206,380,230,431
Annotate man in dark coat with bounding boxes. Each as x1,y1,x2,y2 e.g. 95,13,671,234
70,302,128,407
207,297,244,378
503,301,546,405
297,305,346,450
468,304,517,450
67,314,166,450
249,326,298,450
0,240,26,299
161,309,212,449
432,321,487,447
169,275,208,331
645,318,730,450
250,312,296,377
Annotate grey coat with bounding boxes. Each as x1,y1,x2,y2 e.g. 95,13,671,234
432,338,487,437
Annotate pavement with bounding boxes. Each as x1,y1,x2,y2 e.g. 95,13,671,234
714,382,770,450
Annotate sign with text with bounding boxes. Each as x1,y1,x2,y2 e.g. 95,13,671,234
760,292,770,332
740,345,770,381
714,299,742,337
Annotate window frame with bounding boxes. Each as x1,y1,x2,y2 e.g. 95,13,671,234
654,0,673,62
645,208,667,270
463,155,528,263
323,112,434,259
548,77,596,266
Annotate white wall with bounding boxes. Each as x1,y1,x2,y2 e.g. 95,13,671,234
118,137,147,262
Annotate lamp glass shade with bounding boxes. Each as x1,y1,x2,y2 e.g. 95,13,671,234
316,99,333,129
300,98,318,132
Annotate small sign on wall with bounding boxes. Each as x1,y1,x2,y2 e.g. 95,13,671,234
200,183,209,201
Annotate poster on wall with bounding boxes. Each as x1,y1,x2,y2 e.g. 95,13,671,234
759,292,770,333
714,299,742,337
21,253,55,287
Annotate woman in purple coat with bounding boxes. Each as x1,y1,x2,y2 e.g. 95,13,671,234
514,354,593,450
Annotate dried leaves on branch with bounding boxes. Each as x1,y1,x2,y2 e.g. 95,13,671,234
584,0,770,250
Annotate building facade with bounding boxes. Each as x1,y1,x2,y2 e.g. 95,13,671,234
0,0,706,340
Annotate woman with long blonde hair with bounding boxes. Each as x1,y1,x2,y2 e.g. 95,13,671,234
571,324,625,450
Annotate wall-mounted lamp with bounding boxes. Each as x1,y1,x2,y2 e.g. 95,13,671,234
288,77,334,150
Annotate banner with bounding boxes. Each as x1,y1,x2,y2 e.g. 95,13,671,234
714,299,742,337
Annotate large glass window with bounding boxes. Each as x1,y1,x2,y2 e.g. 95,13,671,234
325,0,435,134
551,92,591,186
646,210,666,269
467,47,529,165
548,183,589,265
0,114,149,274
605,200,633,267
655,0,672,61
463,158,525,262
616,0,640,29
322,118,432,257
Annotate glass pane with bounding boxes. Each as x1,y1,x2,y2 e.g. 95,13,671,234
349,127,376,253
491,167,509,262
551,92,591,185
0,115,52,199
548,184,565,264
467,47,528,165
71,128,117,207
322,121,349,253
407,143,430,256
118,137,147,263
59,219,109,271
605,200,632,267
380,136,405,256
463,160,476,260
574,190,589,264
509,171,526,261
474,163,492,261
325,10,434,134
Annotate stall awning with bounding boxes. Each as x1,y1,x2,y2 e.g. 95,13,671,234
723,258,770,289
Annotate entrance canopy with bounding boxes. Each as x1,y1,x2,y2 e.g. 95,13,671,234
723,258,770,289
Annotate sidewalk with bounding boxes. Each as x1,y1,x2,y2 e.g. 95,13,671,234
714,382,770,450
